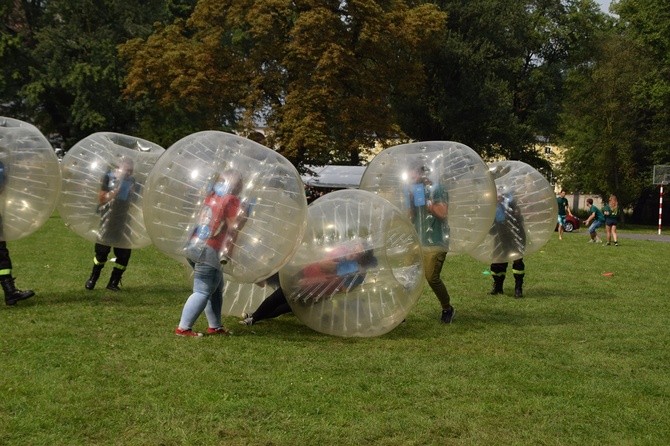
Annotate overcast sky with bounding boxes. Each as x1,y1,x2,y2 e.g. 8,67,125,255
596,0,612,13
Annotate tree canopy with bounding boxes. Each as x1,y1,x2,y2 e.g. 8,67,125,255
559,0,670,219
120,0,448,167
2,0,669,222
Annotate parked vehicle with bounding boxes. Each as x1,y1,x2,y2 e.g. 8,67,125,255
556,214,581,232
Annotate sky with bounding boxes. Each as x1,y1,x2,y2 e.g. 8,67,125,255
596,0,612,13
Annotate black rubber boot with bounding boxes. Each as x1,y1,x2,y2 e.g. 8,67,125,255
2,276,35,306
489,276,504,295
85,264,104,290
514,275,524,298
106,268,124,291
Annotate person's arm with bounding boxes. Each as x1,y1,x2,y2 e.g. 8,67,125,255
567,200,573,216
428,201,448,220
98,172,116,205
584,209,595,225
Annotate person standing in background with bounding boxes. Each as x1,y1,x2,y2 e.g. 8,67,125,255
603,194,620,246
556,189,573,240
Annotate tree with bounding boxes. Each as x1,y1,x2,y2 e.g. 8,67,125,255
560,0,670,221
559,33,652,208
121,0,447,167
394,0,607,172
1,0,196,148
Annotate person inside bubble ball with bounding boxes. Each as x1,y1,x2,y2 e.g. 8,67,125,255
239,241,378,326
0,157,35,305
175,169,247,337
489,189,526,297
405,161,454,324
85,157,137,292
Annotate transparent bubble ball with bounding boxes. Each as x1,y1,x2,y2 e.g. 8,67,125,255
0,117,61,241
469,161,558,264
58,132,165,249
359,141,496,254
221,274,279,317
280,189,424,337
143,131,307,283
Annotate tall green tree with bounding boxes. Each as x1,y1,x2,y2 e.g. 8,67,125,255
1,0,196,148
395,0,606,171
121,0,447,167
560,0,670,221
0,0,45,121
560,33,651,206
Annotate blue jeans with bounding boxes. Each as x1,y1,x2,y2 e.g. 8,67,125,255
588,220,604,234
178,261,224,330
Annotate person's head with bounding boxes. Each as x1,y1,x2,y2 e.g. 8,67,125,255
609,194,618,206
586,198,593,206
357,248,377,269
560,189,567,197
408,160,430,184
212,169,243,196
117,157,134,177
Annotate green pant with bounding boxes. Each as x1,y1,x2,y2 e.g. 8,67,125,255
423,250,451,309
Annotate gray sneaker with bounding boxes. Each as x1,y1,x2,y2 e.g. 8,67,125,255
239,313,255,326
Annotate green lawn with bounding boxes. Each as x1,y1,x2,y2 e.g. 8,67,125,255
1,216,669,445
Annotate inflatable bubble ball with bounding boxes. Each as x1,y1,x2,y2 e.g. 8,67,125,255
58,132,165,249
279,189,424,337
359,141,496,255
143,131,307,283
0,117,61,241
469,160,558,264
221,274,279,317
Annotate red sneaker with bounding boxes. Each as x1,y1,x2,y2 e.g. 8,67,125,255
206,327,231,336
175,327,203,337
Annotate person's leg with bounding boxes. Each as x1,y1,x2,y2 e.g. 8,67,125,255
178,262,219,332
558,215,565,240
490,262,507,295
204,268,223,328
612,224,618,245
423,251,454,323
0,241,34,305
106,247,131,291
594,220,603,242
249,287,291,323
86,243,111,290
605,224,612,244
203,268,229,334
512,258,525,298
424,251,450,308
588,221,601,241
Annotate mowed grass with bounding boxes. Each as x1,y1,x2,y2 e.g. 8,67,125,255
1,215,669,445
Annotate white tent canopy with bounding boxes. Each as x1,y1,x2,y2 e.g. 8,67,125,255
301,165,366,189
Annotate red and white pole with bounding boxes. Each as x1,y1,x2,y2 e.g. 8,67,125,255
660,185,664,235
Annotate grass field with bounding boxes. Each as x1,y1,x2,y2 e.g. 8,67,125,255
1,215,669,445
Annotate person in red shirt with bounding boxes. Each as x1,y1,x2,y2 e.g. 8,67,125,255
175,170,246,337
